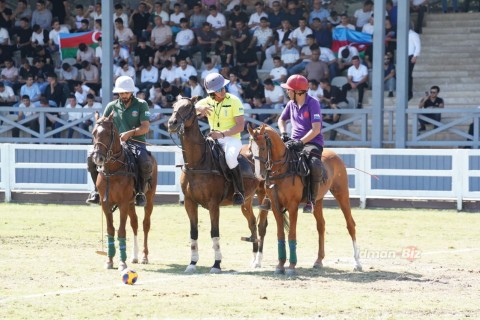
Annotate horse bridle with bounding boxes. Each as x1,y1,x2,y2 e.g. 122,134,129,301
169,98,207,148
251,132,290,182
93,119,123,164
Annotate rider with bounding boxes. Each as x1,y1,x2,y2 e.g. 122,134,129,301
86,76,153,207
278,74,325,213
194,72,246,205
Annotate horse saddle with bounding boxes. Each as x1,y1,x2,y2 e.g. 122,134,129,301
207,139,255,181
122,143,153,191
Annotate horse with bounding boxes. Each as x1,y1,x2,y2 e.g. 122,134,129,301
167,96,268,273
247,124,362,275
91,113,158,270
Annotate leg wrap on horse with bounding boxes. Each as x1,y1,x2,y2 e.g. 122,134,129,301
107,235,116,257
288,240,297,264
118,237,127,262
278,240,287,261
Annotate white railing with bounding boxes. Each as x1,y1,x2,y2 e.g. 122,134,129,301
0,144,479,210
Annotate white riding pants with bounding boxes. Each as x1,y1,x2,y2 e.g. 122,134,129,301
217,136,242,169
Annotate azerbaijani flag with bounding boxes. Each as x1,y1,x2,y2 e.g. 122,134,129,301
332,28,372,53
59,31,101,59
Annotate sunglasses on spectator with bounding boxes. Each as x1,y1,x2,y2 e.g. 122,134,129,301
430,91,438,94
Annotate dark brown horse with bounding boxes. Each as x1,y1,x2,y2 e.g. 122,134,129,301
167,97,268,273
91,113,158,270
248,124,361,275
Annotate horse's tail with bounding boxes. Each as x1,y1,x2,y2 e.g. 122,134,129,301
282,209,290,233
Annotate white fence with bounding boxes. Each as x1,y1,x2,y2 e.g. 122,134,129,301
0,144,479,210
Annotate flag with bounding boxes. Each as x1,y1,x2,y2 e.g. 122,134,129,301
59,31,101,60
332,28,372,54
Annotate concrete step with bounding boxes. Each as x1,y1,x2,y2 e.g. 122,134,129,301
421,37,480,46
413,70,480,77
421,46,479,53
421,27,480,34
427,12,480,21
414,64,480,72
425,20,480,27
412,76,480,84
418,52,478,59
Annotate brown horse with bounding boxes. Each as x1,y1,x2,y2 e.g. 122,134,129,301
167,97,268,273
248,124,361,275
91,113,158,270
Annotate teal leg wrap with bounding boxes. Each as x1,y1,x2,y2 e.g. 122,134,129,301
288,240,297,264
118,237,127,262
107,235,115,258
278,240,286,261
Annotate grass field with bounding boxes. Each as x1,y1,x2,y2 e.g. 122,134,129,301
1,203,479,319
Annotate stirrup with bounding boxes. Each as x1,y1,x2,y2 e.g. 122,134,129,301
135,192,147,207
86,191,100,205
303,202,313,213
232,192,244,205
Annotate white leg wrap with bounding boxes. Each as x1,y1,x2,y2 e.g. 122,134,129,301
212,237,222,261
132,235,139,261
190,239,199,263
352,240,363,270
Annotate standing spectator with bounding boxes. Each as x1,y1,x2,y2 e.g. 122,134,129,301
411,0,427,34
248,2,269,33
304,47,329,82
206,5,227,38
353,0,374,31
197,22,220,62
138,62,159,92
80,93,102,139
134,37,154,72
80,61,100,94
49,0,67,24
342,56,368,109
408,26,421,100
418,86,444,131
31,0,52,31
384,54,396,97
129,2,151,40
64,94,83,138
43,73,64,107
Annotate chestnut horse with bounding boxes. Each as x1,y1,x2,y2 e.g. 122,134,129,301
91,113,158,270
248,124,362,275
167,97,268,273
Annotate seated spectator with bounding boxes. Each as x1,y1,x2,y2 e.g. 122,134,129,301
30,24,49,51
189,75,205,97
362,14,374,35
225,72,244,101
150,2,170,27
114,60,136,83
342,56,368,109
31,0,52,32
31,96,61,137
319,46,338,80
250,17,273,66
285,0,304,28
268,1,286,30
0,81,17,106
243,79,264,106
160,60,177,84
94,36,102,67
418,85,444,131
76,42,95,66
307,79,323,101
0,26,12,58
150,16,173,51
201,57,219,82
189,3,207,32
174,18,197,57
264,79,285,111
320,78,348,140
213,39,233,69
139,62,159,92
12,0,32,28
309,0,330,25
12,95,36,138
73,5,88,32
174,58,197,97
248,2,269,33
80,93,102,138
337,45,360,73
34,58,54,92
1,58,19,89
64,94,84,139
354,1,374,32
43,72,64,107
134,37,154,72
169,3,186,35
280,38,300,71
250,94,274,124
290,17,313,49
80,60,100,94
160,81,181,108
114,17,136,50
112,41,130,68
267,56,288,84
18,59,38,85
384,54,396,97
31,45,53,66
73,81,95,106
288,35,315,75
206,5,227,38
228,5,249,30
304,47,329,82
148,99,163,140
59,62,79,92
20,74,41,103
197,22,220,62
129,2,151,40
148,82,163,106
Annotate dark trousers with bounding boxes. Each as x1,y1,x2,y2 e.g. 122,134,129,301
342,82,366,106
419,110,441,128
408,55,415,100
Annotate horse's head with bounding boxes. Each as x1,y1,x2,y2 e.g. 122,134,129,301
167,96,199,134
247,123,286,180
91,113,119,166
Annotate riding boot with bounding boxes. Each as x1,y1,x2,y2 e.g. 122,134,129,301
86,156,100,205
303,155,324,213
135,177,147,207
231,165,245,205
303,180,320,213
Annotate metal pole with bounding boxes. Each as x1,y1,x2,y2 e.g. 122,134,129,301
101,0,114,108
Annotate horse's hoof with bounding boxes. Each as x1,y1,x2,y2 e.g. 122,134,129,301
141,257,149,264
286,268,297,277
251,261,262,269
274,267,285,275
210,267,221,274
104,262,114,269
354,264,363,272
131,258,139,264
185,264,196,273
118,261,127,272
313,262,323,269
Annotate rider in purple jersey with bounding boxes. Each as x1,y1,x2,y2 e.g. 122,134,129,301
279,74,325,213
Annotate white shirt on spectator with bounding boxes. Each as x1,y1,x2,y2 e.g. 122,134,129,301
206,13,226,33
248,11,268,32
49,25,69,46
65,102,83,121
319,47,336,64
83,102,102,121
347,64,368,83
201,67,219,82
290,27,313,48
269,66,287,82
408,29,421,57
308,87,324,101
141,66,159,83
174,65,197,83
191,83,205,97
160,67,177,83
265,85,285,105
354,9,373,28
115,65,136,82
175,29,195,47
75,85,92,105
0,85,15,100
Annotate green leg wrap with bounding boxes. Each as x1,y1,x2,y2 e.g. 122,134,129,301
278,240,286,261
289,240,297,264
107,235,115,258
118,237,127,262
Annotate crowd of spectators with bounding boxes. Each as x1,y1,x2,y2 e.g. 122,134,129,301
0,0,439,140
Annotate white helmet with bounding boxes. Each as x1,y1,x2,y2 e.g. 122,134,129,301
204,73,230,93
112,76,135,93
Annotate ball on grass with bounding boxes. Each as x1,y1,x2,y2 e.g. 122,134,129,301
121,269,138,285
